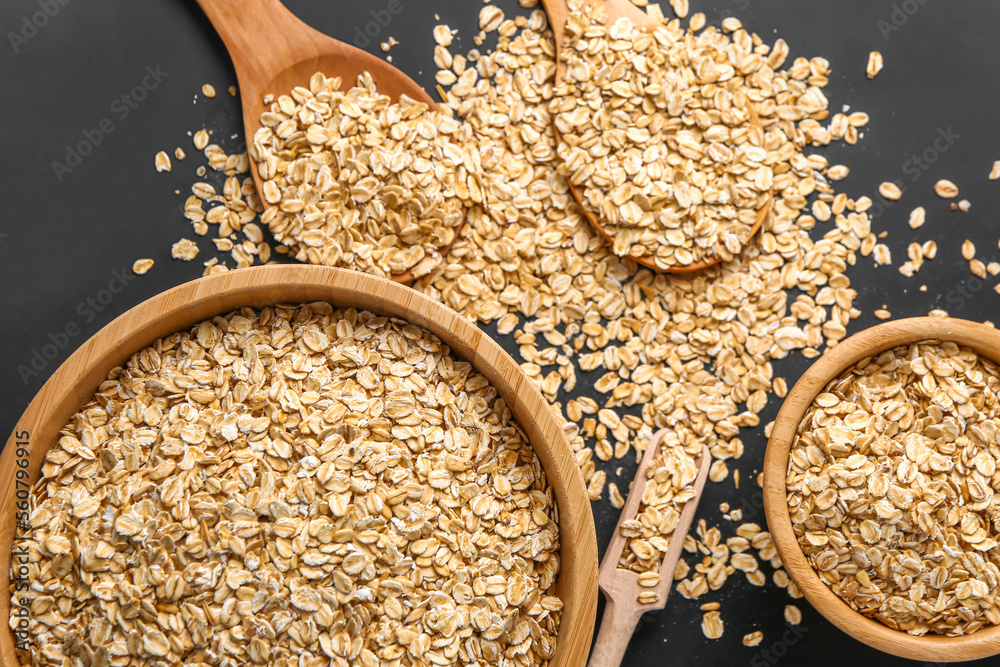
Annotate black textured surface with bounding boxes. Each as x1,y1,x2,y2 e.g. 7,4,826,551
2,1,999,665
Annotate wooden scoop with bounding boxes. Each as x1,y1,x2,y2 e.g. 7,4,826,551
194,0,462,284
540,0,772,274
587,430,711,667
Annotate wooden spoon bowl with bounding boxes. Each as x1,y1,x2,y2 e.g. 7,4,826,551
0,265,598,666
195,0,463,283
541,0,772,274
764,317,1000,662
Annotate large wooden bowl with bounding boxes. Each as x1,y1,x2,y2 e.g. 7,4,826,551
0,265,598,666
764,317,1000,662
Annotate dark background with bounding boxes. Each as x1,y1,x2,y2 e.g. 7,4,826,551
2,1,998,665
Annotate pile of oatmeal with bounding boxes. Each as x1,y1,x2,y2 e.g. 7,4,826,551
789,340,1000,636
15,305,562,666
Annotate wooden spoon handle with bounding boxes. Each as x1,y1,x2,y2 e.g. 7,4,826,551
538,0,570,50
194,0,313,83
586,596,644,667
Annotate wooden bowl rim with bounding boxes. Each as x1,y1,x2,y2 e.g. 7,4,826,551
0,265,598,666
764,316,1000,661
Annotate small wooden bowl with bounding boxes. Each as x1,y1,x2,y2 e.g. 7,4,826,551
764,317,1000,662
0,265,598,667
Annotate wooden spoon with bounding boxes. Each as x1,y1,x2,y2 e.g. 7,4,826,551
587,430,711,667
540,0,772,273
194,0,462,284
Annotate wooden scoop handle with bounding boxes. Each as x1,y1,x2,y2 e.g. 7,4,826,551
588,595,647,667
587,431,711,667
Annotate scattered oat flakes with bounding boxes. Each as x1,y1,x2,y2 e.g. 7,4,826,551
784,605,802,626
669,0,689,19
174,147,186,160
202,84,216,98
433,24,453,47
154,151,171,172
873,243,892,265
193,129,209,151
908,206,926,229
935,179,959,198
609,482,624,509
131,258,154,274
721,17,742,33
991,161,1000,180
701,611,724,639
866,51,883,79
874,309,891,320
774,378,788,398
170,238,199,261
827,165,849,181
958,199,971,212
479,6,504,32
962,239,977,260
743,631,763,647
588,469,607,500
878,182,902,200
